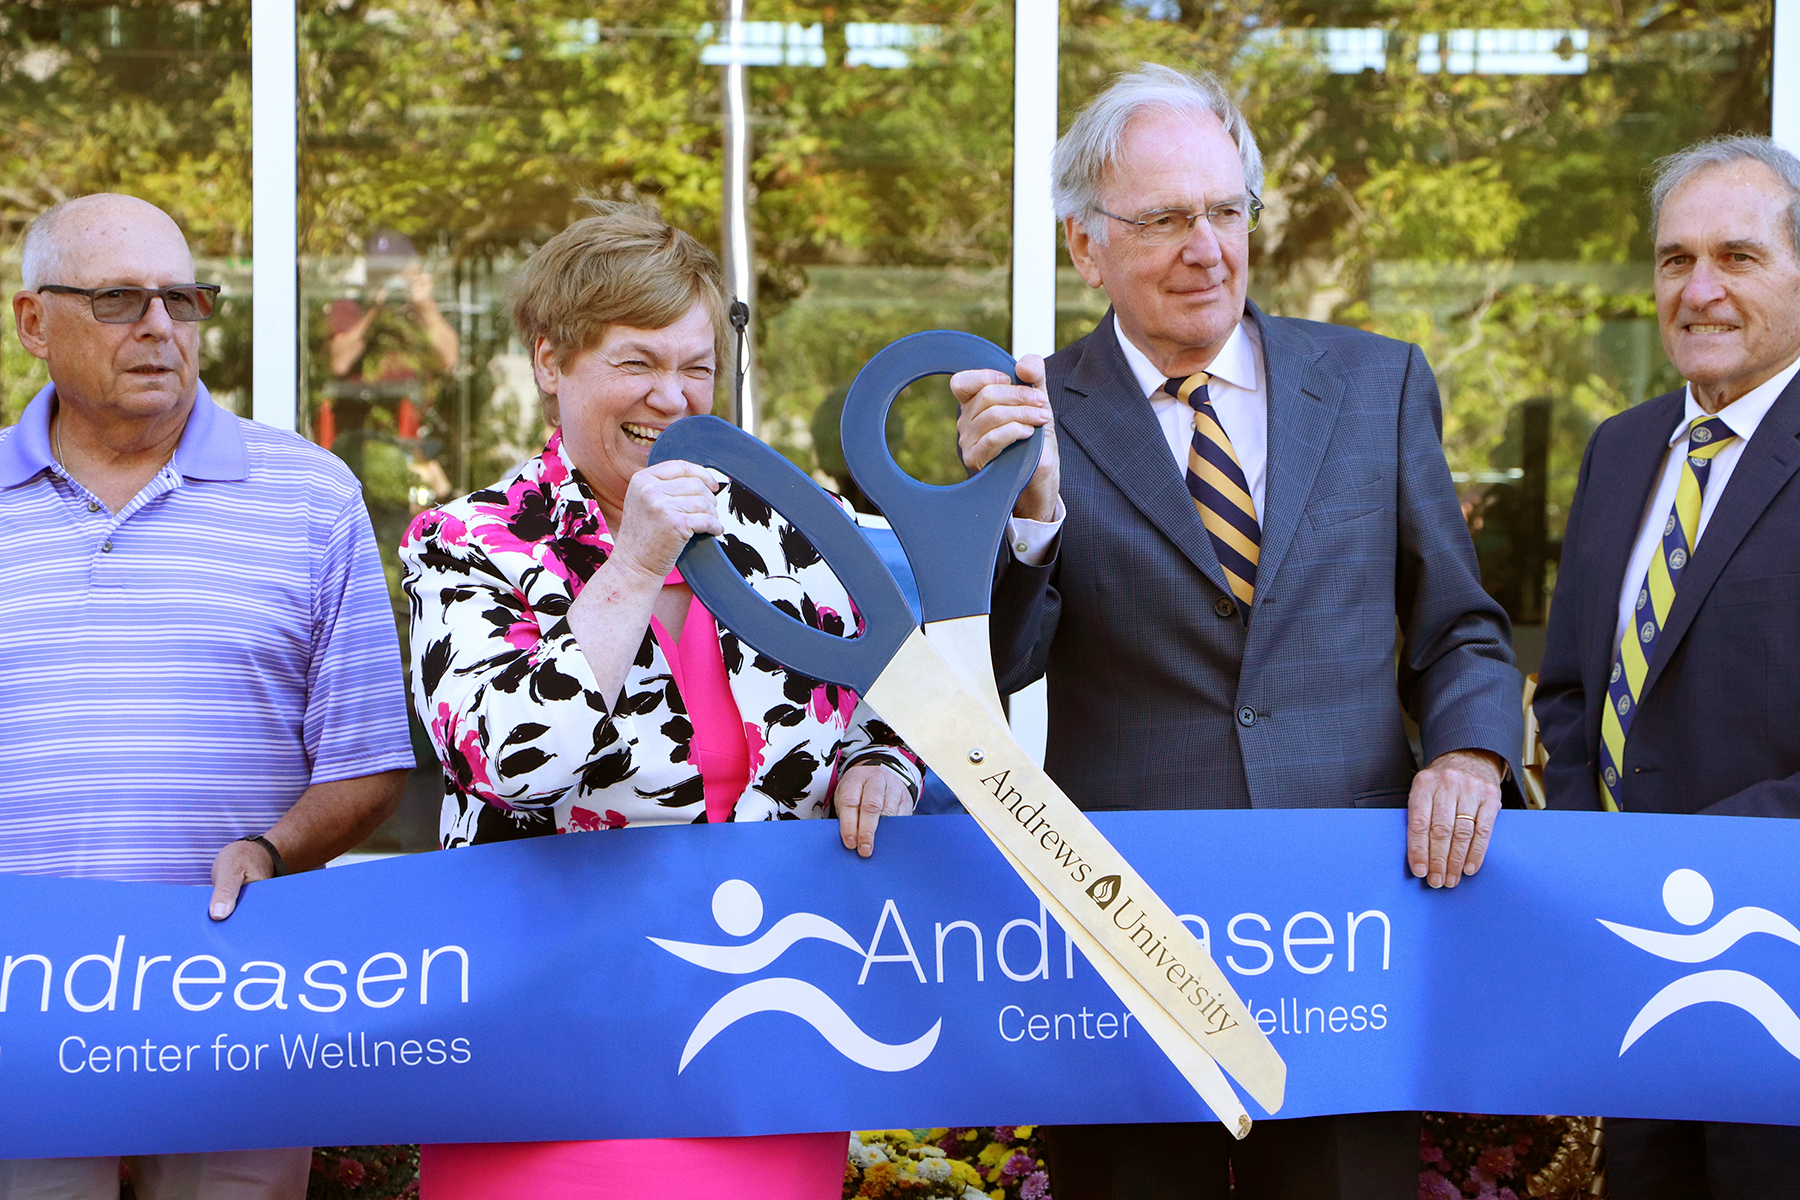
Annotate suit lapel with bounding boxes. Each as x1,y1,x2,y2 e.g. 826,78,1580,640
1643,375,1800,697
1055,315,1230,593
1250,305,1339,596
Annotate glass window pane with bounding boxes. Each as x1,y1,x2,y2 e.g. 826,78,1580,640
1058,0,1771,671
748,2,1015,497
300,0,1013,850
1,0,253,421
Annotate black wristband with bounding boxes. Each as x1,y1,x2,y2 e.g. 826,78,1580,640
240,835,287,877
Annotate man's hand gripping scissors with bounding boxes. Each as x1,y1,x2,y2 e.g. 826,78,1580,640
650,331,1285,1135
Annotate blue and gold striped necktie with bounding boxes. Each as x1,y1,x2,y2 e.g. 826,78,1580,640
1166,373,1260,620
1598,414,1738,810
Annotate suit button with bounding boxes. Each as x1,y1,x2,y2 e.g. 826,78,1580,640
1214,597,1236,618
1237,706,1256,727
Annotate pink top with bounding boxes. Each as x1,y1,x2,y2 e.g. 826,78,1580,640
648,582,750,824
420,584,844,1199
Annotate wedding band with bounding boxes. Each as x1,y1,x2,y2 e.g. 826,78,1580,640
1453,813,1477,824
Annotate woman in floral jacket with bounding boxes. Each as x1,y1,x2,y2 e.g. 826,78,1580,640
399,202,919,1199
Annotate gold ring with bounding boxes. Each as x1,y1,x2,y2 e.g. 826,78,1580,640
1454,813,1477,824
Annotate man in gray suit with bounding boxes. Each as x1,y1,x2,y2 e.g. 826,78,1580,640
954,64,1522,1200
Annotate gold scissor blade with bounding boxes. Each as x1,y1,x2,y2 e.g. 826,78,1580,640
974,821,1253,1136
864,627,1287,1114
922,615,1003,721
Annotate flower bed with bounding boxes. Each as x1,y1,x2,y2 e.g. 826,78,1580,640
846,1127,1051,1199
271,1114,1595,1199
306,1146,419,1200
1420,1114,1599,1199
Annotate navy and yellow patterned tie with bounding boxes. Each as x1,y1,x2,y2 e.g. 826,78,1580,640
1598,415,1738,810
1167,374,1259,618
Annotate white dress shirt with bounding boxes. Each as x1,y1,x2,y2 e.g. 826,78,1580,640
1611,355,1800,658
1007,313,1268,563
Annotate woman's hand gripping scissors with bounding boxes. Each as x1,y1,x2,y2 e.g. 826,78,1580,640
650,331,1284,1135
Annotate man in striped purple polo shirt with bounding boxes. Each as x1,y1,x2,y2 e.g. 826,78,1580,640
1,195,416,1198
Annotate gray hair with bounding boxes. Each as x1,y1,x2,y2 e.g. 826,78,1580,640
1650,135,1800,257
1052,63,1264,245
19,203,71,293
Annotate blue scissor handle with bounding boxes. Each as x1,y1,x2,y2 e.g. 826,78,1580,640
648,415,914,694
840,330,1044,622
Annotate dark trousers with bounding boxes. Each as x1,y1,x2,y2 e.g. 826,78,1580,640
1043,1113,1419,1200
1606,1118,1800,1199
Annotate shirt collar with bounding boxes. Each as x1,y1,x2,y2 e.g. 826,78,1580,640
540,426,603,515
0,380,244,488
1673,354,1800,448
1113,313,1256,400
171,382,248,481
0,384,57,488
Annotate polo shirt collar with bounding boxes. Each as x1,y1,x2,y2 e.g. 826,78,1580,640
0,380,245,487
171,382,248,482
0,384,57,488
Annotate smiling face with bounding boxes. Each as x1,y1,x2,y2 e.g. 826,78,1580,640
536,299,717,516
1066,107,1252,378
12,196,201,428
1654,160,1800,412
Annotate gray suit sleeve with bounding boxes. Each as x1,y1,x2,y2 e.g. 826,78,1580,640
1391,343,1526,797
990,544,1061,695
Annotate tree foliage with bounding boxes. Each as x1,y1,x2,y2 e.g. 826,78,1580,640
1056,0,1768,612
0,0,252,422
1,0,1775,612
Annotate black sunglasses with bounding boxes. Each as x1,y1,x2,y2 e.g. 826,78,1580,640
37,284,221,324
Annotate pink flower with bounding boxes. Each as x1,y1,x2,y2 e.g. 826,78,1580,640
502,613,541,652
1418,1170,1460,1200
1002,1151,1035,1179
403,509,468,550
1021,1170,1050,1200
807,682,857,726
1470,1145,1515,1187
993,1126,1018,1143
540,429,573,483
429,702,509,807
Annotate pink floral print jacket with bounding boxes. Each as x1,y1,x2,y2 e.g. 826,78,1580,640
399,430,921,847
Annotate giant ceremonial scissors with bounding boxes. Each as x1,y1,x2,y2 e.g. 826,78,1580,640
650,331,1284,1132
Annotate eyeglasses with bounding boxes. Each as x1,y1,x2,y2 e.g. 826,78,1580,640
36,284,221,323
1093,196,1263,245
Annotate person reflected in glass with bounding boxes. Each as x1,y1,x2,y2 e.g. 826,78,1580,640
399,201,919,1200
318,229,460,505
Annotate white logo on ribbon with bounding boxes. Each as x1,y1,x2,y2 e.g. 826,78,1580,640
649,879,942,1073
1600,868,1800,1058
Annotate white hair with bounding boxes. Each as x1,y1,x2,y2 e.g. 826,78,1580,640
19,203,69,293
1650,136,1800,257
1051,63,1265,245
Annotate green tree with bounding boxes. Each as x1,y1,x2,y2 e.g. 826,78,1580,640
1057,0,1770,615
1,0,252,421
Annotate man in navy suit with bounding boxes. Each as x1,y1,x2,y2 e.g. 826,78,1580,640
954,64,1521,1200
1534,136,1800,1197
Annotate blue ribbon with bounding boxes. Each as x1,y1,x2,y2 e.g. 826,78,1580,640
2,809,1797,1157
